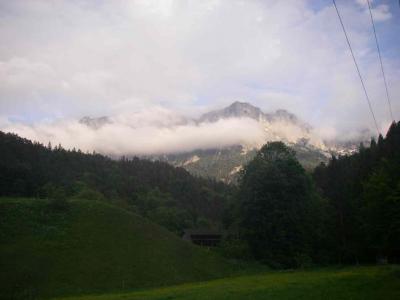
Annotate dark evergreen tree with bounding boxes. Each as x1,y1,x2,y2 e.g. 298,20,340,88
237,142,325,267
313,121,400,263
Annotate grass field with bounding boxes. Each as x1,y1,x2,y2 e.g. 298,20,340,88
56,265,400,300
2,198,400,300
0,198,235,299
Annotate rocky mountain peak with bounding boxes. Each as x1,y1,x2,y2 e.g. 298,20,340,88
275,109,295,119
198,101,264,123
227,101,263,117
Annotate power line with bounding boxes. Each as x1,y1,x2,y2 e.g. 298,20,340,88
366,0,394,121
332,0,380,135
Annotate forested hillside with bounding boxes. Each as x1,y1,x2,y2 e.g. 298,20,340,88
0,131,232,234
313,121,400,264
222,122,400,268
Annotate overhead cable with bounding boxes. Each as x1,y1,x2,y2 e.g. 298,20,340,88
332,0,380,135
366,0,394,121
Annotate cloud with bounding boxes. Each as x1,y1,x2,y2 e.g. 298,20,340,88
355,0,392,22
371,4,392,22
1,109,267,155
0,0,398,137
2,102,385,156
4,103,376,156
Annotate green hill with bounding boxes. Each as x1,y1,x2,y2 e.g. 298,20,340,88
0,198,233,299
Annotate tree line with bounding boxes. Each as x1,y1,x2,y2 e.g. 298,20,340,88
0,131,232,235
312,121,400,264
226,121,400,267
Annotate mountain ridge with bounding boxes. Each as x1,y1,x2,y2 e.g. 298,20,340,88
79,101,371,182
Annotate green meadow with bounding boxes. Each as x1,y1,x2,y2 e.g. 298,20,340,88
1,198,399,300
56,265,400,300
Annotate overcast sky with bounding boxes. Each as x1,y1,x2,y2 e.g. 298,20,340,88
0,0,399,148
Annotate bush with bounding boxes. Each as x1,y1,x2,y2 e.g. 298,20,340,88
48,188,69,211
41,183,69,211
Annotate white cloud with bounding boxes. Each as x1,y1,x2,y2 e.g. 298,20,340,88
355,0,392,22
1,109,267,155
2,104,366,156
0,0,398,139
0,57,58,96
370,4,392,22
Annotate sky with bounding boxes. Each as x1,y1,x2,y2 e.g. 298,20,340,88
0,0,399,154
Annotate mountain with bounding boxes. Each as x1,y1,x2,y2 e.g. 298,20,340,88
157,102,373,182
199,101,265,123
154,143,329,183
154,102,329,182
199,102,311,132
79,102,369,182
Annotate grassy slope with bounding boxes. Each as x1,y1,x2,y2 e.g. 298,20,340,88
57,266,400,300
0,198,234,299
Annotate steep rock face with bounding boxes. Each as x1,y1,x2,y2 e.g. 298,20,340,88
265,109,312,132
156,143,328,183
152,145,258,183
198,102,310,131
197,102,323,150
198,101,265,123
